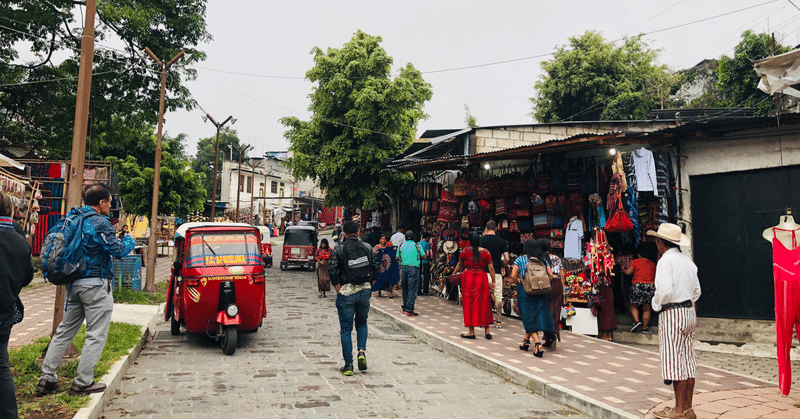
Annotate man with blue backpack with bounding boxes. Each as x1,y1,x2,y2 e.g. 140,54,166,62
36,183,135,397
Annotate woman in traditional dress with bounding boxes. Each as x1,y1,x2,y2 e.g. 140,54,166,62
371,233,397,298
512,239,555,357
452,231,496,340
315,239,332,298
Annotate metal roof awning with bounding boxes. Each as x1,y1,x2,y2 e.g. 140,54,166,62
386,131,675,172
0,153,25,170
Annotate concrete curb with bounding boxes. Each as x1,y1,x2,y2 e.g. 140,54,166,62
370,305,638,419
71,306,162,419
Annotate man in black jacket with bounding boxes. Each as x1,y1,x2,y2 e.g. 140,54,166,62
329,221,379,376
0,192,34,419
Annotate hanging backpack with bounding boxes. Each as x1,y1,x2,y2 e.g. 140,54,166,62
39,208,98,285
522,257,551,295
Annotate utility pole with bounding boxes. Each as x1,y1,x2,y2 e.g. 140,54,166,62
143,47,186,294
48,0,97,361
246,159,263,225
230,144,251,222
204,114,235,220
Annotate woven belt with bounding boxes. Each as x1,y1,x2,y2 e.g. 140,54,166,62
662,300,693,311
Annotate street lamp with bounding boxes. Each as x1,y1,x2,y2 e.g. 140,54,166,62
205,114,235,220
143,47,185,294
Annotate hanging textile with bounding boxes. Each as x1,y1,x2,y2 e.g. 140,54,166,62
623,154,641,246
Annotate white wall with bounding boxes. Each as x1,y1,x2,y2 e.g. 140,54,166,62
678,126,800,258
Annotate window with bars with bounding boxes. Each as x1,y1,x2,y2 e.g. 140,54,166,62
246,176,252,193
239,175,244,192
271,181,277,194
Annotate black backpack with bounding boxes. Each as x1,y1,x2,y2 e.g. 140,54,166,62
336,239,374,285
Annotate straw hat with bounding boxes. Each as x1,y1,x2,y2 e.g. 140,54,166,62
646,223,690,246
441,240,458,254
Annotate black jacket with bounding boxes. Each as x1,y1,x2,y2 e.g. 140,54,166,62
1,226,34,333
329,236,379,287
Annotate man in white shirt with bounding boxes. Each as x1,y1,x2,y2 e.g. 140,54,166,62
647,223,701,419
390,227,406,248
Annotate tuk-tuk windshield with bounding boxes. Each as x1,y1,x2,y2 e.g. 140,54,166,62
186,232,261,267
284,229,315,246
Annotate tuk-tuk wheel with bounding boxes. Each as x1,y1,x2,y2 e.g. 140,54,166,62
221,325,237,355
170,316,180,336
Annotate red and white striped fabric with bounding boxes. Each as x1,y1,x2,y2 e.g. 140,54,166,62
658,306,697,381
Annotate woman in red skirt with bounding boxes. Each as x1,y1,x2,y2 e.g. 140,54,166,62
452,231,496,339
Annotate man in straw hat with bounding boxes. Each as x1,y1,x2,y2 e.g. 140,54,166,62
647,223,701,419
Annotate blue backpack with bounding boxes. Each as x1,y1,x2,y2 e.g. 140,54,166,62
39,208,97,285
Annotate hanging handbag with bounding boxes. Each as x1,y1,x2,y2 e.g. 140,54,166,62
565,159,582,192
580,157,598,195
441,186,458,204
453,174,468,197
550,161,566,192
437,202,458,223
605,199,634,233
448,273,463,286
495,198,507,216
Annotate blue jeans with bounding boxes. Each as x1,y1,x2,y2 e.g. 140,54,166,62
336,288,371,365
1,330,18,419
401,266,420,313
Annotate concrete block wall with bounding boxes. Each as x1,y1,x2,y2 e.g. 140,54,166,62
474,121,676,153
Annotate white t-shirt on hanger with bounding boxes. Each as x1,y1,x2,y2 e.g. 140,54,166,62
564,217,584,259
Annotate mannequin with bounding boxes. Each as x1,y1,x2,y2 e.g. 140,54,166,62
763,210,800,249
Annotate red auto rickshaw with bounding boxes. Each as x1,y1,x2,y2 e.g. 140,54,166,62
257,226,273,267
166,222,267,355
279,225,317,271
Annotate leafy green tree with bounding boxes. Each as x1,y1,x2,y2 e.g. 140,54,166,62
281,30,432,209
531,31,674,122
603,92,657,120
93,115,185,167
0,0,211,154
108,153,205,218
716,30,789,116
191,127,247,201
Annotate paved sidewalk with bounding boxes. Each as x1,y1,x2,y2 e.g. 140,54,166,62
9,257,172,349
370,293,800,419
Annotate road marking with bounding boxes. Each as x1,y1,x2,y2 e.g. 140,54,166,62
563,367,580,373
587,377,606,383
598,369,617,375
550,375,568,382
576,385,595,392
615,386,635,393
575,361,589,366
632,369,650,376
739,382,760,387
603,396,625,404
527,366,544,373
624,377,643,384
647,397,665,403
608,362,623,367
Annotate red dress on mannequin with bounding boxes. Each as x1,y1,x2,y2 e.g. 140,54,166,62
772,227,800,396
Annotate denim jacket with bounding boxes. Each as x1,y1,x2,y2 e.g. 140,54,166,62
75,206,135,282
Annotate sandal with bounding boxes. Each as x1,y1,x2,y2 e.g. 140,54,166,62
533,343,544,358
519,339,531,351
460,333,476,339
485,333,492,340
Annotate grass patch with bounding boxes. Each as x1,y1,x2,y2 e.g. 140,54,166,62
112,288,164,305
155,281,169,291
10,322,142,419
795,402,800,408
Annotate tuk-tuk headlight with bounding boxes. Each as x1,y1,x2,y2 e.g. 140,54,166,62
226,304,239,318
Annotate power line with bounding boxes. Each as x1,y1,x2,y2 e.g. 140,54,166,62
624,0,687,37
788,0,800,12
0,70,116,87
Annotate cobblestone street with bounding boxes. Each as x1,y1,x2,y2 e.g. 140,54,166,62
100,264,590,419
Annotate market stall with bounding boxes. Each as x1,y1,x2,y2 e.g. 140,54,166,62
402,143,679,338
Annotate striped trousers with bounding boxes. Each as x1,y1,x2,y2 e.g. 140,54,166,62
658,306,697,381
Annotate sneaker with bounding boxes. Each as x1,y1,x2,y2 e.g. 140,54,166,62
357,351,367,371
68,381,106,396
403,311,414,316
35,379,57,396
340,364,354,376
641,328,652,334
410,311,419,316
631,321,642,333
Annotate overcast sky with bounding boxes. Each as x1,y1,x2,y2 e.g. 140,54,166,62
159,0,800,157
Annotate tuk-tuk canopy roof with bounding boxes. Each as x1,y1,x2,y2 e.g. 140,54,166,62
174,222,255,238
